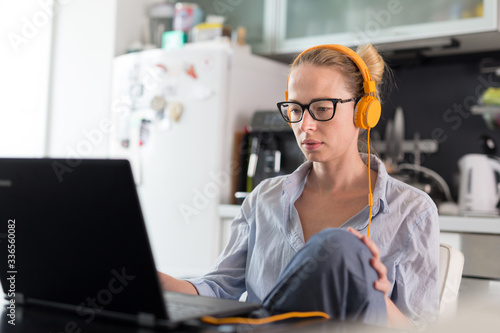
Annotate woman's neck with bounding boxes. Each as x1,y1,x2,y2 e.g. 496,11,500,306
307,152,369,194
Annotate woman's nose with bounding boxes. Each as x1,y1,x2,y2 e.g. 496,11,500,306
300,108,316,132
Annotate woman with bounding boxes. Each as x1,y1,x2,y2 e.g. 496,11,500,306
159,44,440,328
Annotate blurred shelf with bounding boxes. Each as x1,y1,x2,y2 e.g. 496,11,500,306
372,139,438,154
471,105,500,114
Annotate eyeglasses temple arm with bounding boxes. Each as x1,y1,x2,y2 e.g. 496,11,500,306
339,97,360,104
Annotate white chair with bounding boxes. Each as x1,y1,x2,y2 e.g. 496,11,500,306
439,243,465,318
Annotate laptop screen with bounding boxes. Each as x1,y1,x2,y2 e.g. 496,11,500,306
0,158,168,321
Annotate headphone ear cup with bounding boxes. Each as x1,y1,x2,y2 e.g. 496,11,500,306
354,96,381,129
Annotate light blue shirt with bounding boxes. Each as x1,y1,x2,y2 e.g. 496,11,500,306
187,154,440,325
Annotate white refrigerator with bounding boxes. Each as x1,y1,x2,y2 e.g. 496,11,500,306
108,42,289,278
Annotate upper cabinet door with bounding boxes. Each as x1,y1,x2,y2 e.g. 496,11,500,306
275,0,498,54
233,0,274,54
195,0,274,54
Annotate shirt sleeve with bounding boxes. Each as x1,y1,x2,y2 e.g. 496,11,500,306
184,197,253,300
393,206,440,328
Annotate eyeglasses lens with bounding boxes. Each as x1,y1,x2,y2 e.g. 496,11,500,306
310,100,334,121
279,100,335,122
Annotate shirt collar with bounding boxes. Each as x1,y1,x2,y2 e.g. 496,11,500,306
282,154,390,232
282,161,312,198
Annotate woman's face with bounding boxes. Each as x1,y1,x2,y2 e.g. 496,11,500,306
288,64,360,164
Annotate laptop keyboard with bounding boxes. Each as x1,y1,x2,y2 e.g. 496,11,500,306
163,291,259,322
166,301,213,319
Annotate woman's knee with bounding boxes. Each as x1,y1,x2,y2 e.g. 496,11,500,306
264,228,384,321
305,228,370,260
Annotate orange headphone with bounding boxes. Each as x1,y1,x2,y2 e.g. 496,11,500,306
285,44,381,130
286,44,380,237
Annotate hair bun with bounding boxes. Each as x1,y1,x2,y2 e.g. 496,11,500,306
356,44,386,86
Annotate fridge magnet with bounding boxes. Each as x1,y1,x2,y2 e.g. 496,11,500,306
156,63,167,73
121,139,130,148
150,95,167,112
130,83,144,100
139,119,152,146
118,120,131,148
186,64,197,79
167,101,183,122
158,109,172,131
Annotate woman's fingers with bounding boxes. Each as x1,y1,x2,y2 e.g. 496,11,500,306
371,257,387,276
348,227,390,296
353,230,380,259
371,257,391,296
347,227,380,260
347,227,362,238
371,255,390,296
374,279,391,295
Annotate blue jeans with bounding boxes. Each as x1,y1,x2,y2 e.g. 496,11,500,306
261,228,387,326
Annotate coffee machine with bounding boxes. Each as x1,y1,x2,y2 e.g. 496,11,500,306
235,111,304,203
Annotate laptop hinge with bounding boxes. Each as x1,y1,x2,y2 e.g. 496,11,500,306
137,312,156,327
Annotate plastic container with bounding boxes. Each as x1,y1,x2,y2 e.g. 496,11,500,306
173,2,204,32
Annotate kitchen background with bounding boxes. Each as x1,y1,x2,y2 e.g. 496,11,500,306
189,0,500,201
381,52,500,199
2,0,500,312
3,0,500,201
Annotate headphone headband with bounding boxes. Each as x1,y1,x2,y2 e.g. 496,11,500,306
284,44,381,130
285,44,376,101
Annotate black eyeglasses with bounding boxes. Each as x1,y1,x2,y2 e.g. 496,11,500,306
277,98,359,123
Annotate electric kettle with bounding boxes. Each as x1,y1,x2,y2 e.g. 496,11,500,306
458,154,500,216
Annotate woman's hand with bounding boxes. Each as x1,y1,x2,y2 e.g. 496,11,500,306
347,227,391,296
348,227,414,329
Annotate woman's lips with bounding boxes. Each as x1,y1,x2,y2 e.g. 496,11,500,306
302,139,323,151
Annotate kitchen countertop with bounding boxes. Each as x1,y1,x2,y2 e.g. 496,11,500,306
219,204,243,218
219,204,500,235
439,215,500,235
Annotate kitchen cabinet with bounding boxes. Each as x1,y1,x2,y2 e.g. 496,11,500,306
225,0,275,54
440,215,500,280
274,0,498,55
187,0,275,54
187,0,499,56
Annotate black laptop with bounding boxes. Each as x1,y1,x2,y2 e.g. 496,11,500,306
0,158,259,328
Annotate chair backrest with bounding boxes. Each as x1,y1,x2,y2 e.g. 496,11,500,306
439,243,465,318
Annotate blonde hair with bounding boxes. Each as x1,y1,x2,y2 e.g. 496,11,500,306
290,44,391,153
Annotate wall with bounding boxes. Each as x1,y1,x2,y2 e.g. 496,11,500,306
0,1,162,159
47,0,117,158
0,0,53,157
46,0,161,159
114,0,159,55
